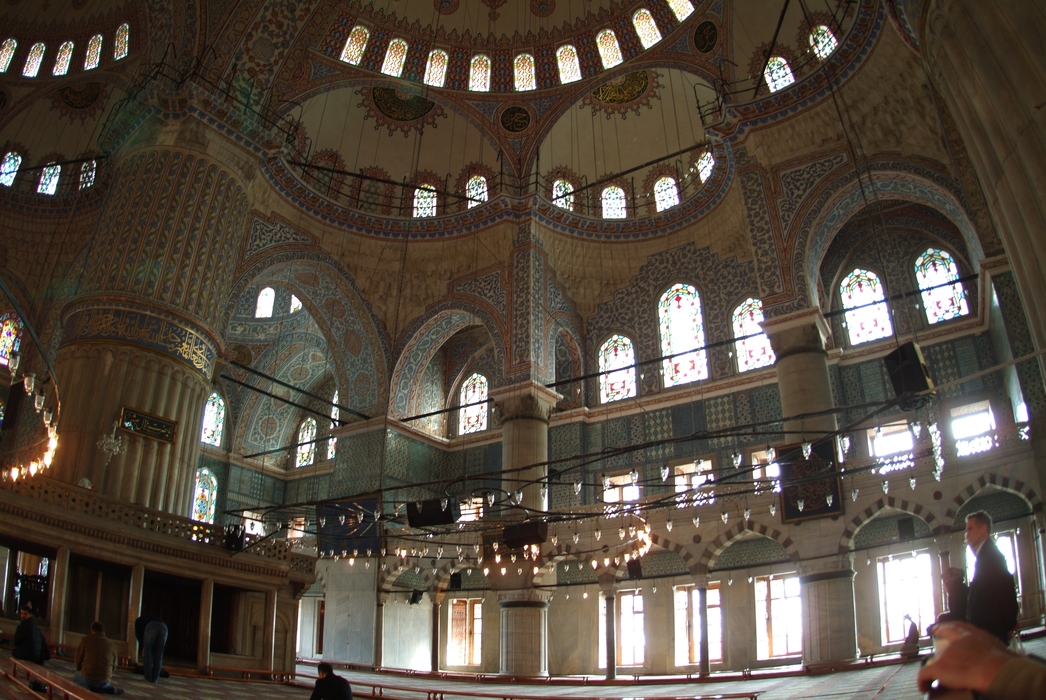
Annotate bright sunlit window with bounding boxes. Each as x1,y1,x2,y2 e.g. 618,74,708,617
654,176,679,212
448,599,482,666
763,56,794,92
809,25,838,60
604,471,640,503
867,422,915,474
750,448,781,488
596,29,623,69
619,590,645,666
458,373,489,434
598,334,637,403
659,283,708,387
469,54,491,92
380,38,408,77
950,400,996,456
674,459,714,505
732,298,775,372
915,248,969,325
514,53,536,91
633,10,662,48
424,49,448,87
877,552,935,644
755,574,802,659
255,287,275,318
340,26,369,65
840,268,893,345
675,584,722,665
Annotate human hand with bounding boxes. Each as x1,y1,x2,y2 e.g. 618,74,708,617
917,622,1015,693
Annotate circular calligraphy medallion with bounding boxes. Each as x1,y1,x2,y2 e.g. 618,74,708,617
693,20,719,54
500,105,532,133
530,0,555,18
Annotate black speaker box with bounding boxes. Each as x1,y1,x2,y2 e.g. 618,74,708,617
449,572,463,590
406,498,461,528
409,589,424,605
626,558,643,580
883,341,934,398
897,516,916,542
502,521,548,550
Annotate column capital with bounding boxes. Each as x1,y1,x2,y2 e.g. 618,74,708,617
497,588,552,607
692,575,710,589
762,307,832,359
490,381,561,423
798,553,855,581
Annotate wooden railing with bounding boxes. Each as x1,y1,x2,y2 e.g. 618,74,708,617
4,657,90,700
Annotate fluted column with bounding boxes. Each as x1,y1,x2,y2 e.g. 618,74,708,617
798,554,857,665
763,309,837,443
498,588,551,676
491,382,559,512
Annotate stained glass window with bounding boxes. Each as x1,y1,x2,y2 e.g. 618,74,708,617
732,298,775,372
79,160,96,189
53,41,74,76
255,287,275,318
596,30,623,69
458,373,488,434
915,248,969,324
200,392,225,446
840,268,893,345
114,23,130,60
633,10,662,48
654,177,679,212
466,175,488,208
602,186,626,219
296,417,317,467
556,45,581,84
552,179,574,211
0,314,23,367
0,400,4,430
695,150,715,183
764,56,794,92
381,38,408,77
424,49,448,87
667,0,695,22
809,25,837,60
514,53,536,91
192,468,218,523
290,294,302,313
659,283,708,387
84,35,102,70
469,55,491,92
0,39,16,73
414,185,437,217
599,334,637,403
37,164,60,195
0,152,22,187
23,42,45,77
327,391,339,460
340,26,369,65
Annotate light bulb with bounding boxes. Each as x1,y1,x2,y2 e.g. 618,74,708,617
33,394,44,412
583,591,588,599
590,559,598,570
603,557,610,567
533,566,539,575
666,519,673,532
619,527,626,540
517,567,523,575
23,373,34,394
483,567,490,576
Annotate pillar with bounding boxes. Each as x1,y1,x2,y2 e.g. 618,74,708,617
695,575,710,676
763,309,837,443
431,592,441,672
126,564,144,662
48,547,70,646
492,383,559,512
498,589,551,676
197,578,214,673
603,587,616,680
798,554,858,666
262,589,277,671
374,593,387,668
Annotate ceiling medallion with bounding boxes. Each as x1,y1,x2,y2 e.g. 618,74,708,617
499,105,532,133
357,86,446,136
434,0,459,15
693,20,719,54
583,71,661,118
530,0,555,18
481,0,507,21
51,82,107,123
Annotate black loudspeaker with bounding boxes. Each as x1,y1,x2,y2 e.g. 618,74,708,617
626,558,643,580
223,526,246,553
449,572,463,590
883,341,934,398
406,499,461,528
502,521,548,550
409,589,425,605
897,516,916,542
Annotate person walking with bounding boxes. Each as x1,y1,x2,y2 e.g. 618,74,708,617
964,511,1019,644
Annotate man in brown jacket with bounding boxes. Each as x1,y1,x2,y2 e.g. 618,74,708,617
73,622,124,695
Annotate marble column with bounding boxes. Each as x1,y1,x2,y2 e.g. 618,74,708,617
197,578,214,673
798,554,858,666
695,575,710,676
603,587,616,680
48,547,70,646
498,588,551,676
491,382,559,512
431,592,442,672
126,563,144,662
374,593,387,667
764,309,837,443
262,589,277,671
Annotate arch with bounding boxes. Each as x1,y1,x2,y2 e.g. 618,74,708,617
850,507,935,549
666,0,694,22
0,38,16,73
598,334,637,403
457,372,489,435
696,522,800,576
413,185,438,217
23,43,45,78
114,23,130,60
763,57,795,92
327,389,339,460
732,298,775,372
0,312,24,367
944,475,1042,524
710,534,792,571
839,267,893,345
465,175,488,209
552,179,574,211
809,25,838,60
658,283,708,387
254,287,275,317
837,497,945,554
556,45,582,84
653,176,680,212
545,314,584,406
601,186,626,218
914,247,969,324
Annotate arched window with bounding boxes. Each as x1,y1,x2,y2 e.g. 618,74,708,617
764,56,795,92
552,179,574,211
328,391,339,460
694,150,715,183
200,392,225,446
466,175,488,208
1,152,22,187
556,45,582,84
340,25,369,65
414,185,437,217
666,0,695,22
23,42,45,77
424,49,448,87
601,186,626,219
458,373,489,434
596,30,623,69
255,287,275,318
289,294,302,313
915,248,969,324
659,283,708,387
53,41,74,76
633,10,662,48
37,164,60,195
381,38,408,77
114,23,130,60
514,53,536,91
192,468,218,523
79,160,97,189
809,25,837,60
0,313,24,367
469,55,491,92
654,176,679,212
84,35,102,70
732,298,775,372
296,417,317,467
599,335,637,403
840,268,893,345
0,38,16,73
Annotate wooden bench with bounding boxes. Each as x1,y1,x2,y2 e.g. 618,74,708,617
4,657,91,700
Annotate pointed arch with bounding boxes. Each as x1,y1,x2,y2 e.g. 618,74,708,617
838,499,945,554
696,522,800,576
914,247,969,324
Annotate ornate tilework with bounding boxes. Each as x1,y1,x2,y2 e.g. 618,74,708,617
453,269,507,319
244,213,316,260
710,536,790,571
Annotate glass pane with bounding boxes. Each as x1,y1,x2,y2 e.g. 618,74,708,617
732,298,775,372
53,41,74,76
514,53,536,91
596,30,623,69
289,294,302,313
695,151,715,183
809,25,837,60
23,42,46,77
381,38,408,77
0,315,24,366
192,469,218,523
84,35,102,70
764,56,794,92
414,185,437,217
328,391,339,460
840,268,893,345
37,164,60,195
340,26,370,65
552,179,574,211
0,38,16,73
459,373,488,434
602,186,626,219
0,152,20,187
469,55,491,92
466,175,488,208
255,287,275,318
424,49,448,87
599,334,637,403
114,23,130,60
200,393,225,446
556,45,581,84
877,553,936,643
659,283,708,387
297,418,317,467
79,160,97,189
666,0,695,22
654,177,679,212
915,248,969,324
633,10,662,49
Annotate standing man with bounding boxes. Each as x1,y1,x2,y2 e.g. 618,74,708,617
134,614,168,683
311,662,352,700
964,511,1019,644
73,622,124,695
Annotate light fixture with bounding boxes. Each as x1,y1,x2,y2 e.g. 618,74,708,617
590,559,598,570
602,473,610,491
882,481,889,494
852,487,859,502
693,515,700,528
911,421,922,439
23,373,35,394
769,503,776,516
487,491,495,507
797,499,805,512
551,533,558,545
909,477,916,490
666,519,673,532
732,451,742,468
629,468,639,486
573,531,579,544
618,527,626,540
574,480,583,495
8,353,19,374
595,528,601,541
766,446,776,463
661,465,670,481
826,494,834,507
720,511,728,524
801,442,812,460
744,507,751,521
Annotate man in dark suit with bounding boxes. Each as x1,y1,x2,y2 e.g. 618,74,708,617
311,662,352,700
964,511,1019,644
